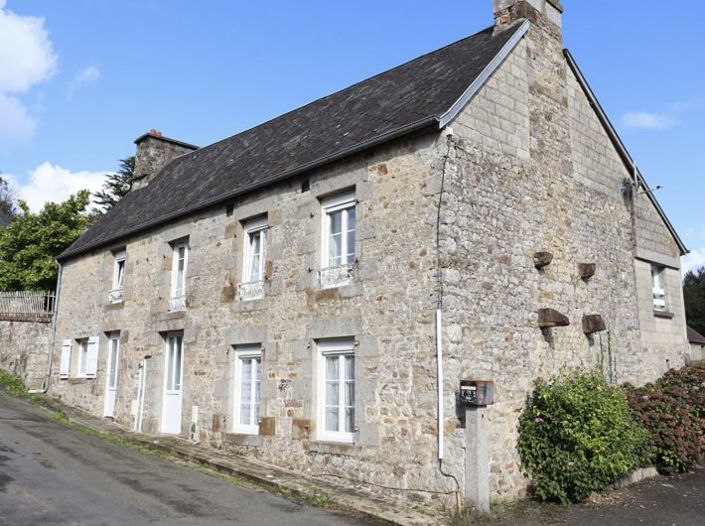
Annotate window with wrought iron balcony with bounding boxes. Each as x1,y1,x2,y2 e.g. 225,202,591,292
320,191,356,289
169,240,188,312
239,217,267,301
108,249,126,304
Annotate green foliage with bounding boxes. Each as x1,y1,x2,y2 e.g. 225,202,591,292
518,371,649,503
0,191,91,291
683,268,705,336
93,156,134,213
625,362,705,473
0,369,29,398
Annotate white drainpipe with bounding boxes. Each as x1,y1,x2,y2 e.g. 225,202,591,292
436,308,444,460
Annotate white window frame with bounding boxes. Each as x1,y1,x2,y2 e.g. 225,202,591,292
109,250,126,303
320,191,356,270
164,333,184,393
316,338,355,444
106,332,120,390
77,339,89,378
169,241,189,311
232,344,262,435
651,265,667,312
239,217,268,301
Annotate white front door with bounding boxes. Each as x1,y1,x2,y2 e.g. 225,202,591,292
161,334,184,434
103,334,120,417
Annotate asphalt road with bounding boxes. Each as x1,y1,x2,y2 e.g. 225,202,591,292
0,390,378,526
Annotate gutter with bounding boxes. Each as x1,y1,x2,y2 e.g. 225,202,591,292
29,260,62,394
58,116,440,262
563,49,688,256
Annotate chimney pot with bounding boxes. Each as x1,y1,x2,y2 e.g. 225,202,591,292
150,128,163,137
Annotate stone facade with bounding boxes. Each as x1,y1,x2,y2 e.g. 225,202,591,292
48,0,688,510
0,318,51,389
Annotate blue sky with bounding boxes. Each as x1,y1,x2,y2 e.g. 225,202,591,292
1,1,704,268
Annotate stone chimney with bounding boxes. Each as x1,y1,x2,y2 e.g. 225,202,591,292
132,129,199,190
494,0,563,41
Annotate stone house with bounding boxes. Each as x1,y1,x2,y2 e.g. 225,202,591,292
687,326,705,362
48,0,689,509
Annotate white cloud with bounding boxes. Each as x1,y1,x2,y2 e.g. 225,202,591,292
0,2,57,147
66,66,100,100
620,111,677,131
6,162,107,212
0,92,36,149
682,248,705,276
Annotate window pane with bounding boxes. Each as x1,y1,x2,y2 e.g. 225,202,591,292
108,340,118,388
116,260,125,288
329,233,342,267
326,407,339,432
166,340,175,390
173,338,182,390
329,210,343,235
344,407,355,433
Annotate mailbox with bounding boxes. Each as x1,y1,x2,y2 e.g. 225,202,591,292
460,379,495,407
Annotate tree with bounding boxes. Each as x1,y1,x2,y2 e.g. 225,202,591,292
0,191,91,291
0,174,19,223
93,156,135,212
683,267,705,335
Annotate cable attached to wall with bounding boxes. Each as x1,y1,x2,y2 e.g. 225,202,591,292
435,130,462,510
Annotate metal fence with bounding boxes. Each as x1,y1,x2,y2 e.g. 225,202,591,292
0,290,55,318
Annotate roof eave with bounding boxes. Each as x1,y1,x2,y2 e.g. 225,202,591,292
564,49,688,256
58,115,440,262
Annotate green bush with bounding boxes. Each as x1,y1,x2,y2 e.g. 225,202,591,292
0,369,29,398
624,362,705,473
518,371,649,503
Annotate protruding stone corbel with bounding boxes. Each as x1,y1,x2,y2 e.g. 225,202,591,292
534,252,553,269
578,263,596,279
582,314,606,334
538,308,570,329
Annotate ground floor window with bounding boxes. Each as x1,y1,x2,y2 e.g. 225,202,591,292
317,338,355,443
233,344,262,434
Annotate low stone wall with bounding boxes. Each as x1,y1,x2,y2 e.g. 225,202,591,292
0,317,52,389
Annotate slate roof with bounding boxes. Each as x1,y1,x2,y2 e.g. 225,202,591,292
59,23,526,260
687,326,705,345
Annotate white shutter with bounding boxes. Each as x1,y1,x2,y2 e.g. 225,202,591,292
86,336,100,378
59,340,72,378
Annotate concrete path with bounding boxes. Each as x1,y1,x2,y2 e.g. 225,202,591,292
0,390,381,526
483,466,705,526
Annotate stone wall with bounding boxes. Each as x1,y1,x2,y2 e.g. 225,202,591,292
51,131,462,503
439,15,686,502
0,318,51,389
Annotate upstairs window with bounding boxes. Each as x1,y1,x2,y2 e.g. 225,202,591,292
109,249,126,303
320,191,356,289
240,217,267,301
652,265,667,312
170,240,189,311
